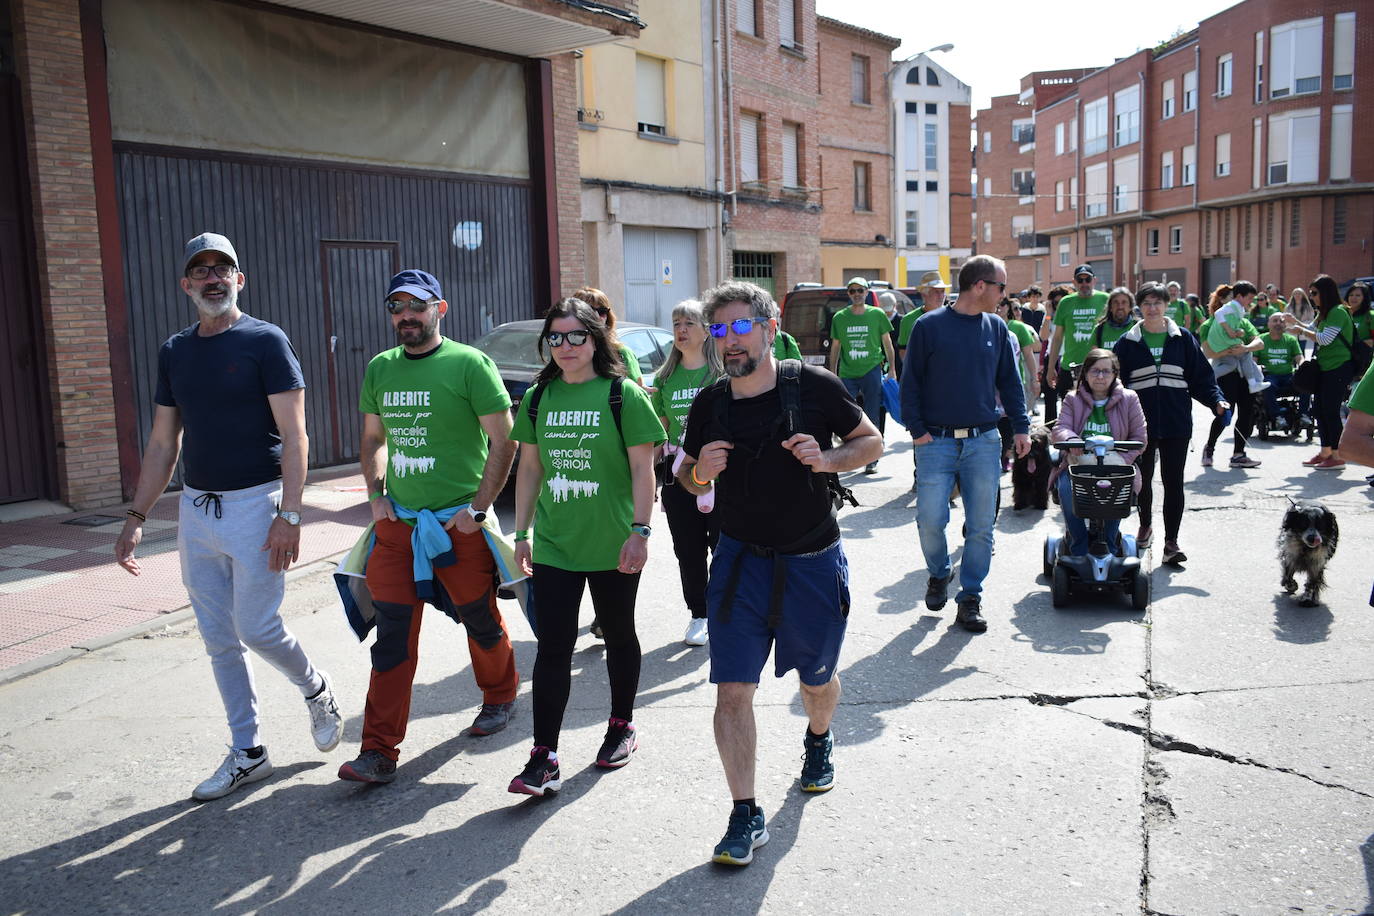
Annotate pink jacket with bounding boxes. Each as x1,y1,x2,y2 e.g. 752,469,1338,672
1049,382,1149,492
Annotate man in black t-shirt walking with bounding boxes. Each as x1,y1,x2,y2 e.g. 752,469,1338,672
679,281,882,867
115,232,342,802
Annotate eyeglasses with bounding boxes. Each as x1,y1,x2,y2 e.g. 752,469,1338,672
981,280,1006,292
1087,367,1116,377
848,288,867,295
708,317,769,338
186,264,237,280
1075,276,1094,283
545,329,590,347
385,298,436,315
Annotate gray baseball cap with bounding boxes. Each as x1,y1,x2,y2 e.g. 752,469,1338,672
183,232,239,270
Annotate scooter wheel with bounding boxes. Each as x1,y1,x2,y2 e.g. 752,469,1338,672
1131,569,1150,610
1051,565,1071,608
1043,538,1056,579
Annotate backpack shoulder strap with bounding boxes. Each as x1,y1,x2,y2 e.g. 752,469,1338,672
525,382,546,426
778,358,803,436
609,376,624,442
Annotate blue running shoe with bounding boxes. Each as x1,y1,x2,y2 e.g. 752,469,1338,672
800,729,834,792
712,803,769,866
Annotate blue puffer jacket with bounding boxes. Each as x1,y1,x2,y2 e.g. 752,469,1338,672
1112,319,1225,440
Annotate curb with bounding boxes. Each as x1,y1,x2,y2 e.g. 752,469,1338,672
0,555,344,688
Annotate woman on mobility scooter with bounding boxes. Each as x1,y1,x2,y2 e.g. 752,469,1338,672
1049,349,1148,558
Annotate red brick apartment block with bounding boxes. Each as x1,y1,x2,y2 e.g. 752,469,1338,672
815,16,900,282
724,0,822,296
975,93,1041,290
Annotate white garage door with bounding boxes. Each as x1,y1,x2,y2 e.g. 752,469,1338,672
623,227,700,328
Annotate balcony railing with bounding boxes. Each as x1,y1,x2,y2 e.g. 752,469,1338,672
1017,232,1050,253
1012,125,1035,144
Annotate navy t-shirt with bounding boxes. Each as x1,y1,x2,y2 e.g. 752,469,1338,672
154,315,306,491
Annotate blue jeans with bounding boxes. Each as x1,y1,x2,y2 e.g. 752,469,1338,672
841,367,884,428
1057,472,1120,557
914,427,1000,601
1262,373,1310,418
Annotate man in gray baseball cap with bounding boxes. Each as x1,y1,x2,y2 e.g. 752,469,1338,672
115,231,343,801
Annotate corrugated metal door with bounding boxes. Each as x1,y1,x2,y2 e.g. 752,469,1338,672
623,227,699,328
0,69,51,503
321,242,399,465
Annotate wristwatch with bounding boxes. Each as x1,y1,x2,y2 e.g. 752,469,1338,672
276,510,301,526
466,505,488,524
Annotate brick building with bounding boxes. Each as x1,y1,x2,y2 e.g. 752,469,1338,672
976,0,1371,299
723,0,822,297
893,52,972,288
3,0,640,508
814,16,900,286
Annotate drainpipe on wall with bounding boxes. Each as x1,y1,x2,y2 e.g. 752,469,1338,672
1073,96,1082,269
1192,42,1200,288
1136,68,1146,289
721,0,737,234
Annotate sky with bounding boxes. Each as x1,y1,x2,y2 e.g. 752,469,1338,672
814,0,1243,111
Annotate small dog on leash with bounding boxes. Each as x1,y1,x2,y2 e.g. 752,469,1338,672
1278,499,1339,607
1011,424,1053,510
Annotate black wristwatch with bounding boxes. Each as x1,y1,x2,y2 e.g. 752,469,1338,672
466,505,488,524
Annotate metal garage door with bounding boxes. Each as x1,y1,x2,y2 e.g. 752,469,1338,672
623,227,699,328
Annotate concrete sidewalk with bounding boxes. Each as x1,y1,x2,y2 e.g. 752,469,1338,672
0,466,371,680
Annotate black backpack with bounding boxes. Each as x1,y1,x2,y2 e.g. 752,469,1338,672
707,359,857,512
523,375,624,441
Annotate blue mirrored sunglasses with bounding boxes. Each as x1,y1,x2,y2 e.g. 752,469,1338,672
708,317,769,338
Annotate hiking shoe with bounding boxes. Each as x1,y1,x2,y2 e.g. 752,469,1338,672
338,749,397,784
589,619,604,639
595,718,638,769
712,803,769,866
1200,448,1214,467
469,701,515,736
1161,542,1188,566
864,461,879,475
305,670,343,752
955,597,988,633
799,729,834,793
1314,457,1346,470
193,746,273,801
925,574,951,610
683,618,708,646
509,746,561,796
1229,453,1261,468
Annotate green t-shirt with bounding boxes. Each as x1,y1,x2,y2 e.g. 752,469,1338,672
1082,403,1112,437
1165,298,1191,330
1350,365,1374,414
830,305,893,378
359,339,511,512
1316,306,1354,371
1007,319,1036,382
1352,311,1372,347
1094,321,1132,350
510,375,665,571
1191,304,1207,330
1260,333,1302,375
616,342,643,383
650,363,714,446
1141,330,1168,366
1053,291,1109,368
896,307,925,347
772,331,803,361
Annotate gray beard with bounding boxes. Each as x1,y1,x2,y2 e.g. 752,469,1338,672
724,354,760,378
192,284,237,318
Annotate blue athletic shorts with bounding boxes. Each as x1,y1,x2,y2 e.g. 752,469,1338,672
706,534,850,686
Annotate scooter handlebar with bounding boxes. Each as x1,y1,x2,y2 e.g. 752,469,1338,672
1056,439,1144,452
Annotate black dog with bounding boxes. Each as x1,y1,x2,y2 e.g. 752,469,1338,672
1278,499,1339,607
1011,423,1053,510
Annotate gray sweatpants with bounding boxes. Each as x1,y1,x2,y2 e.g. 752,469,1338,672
179,480,320,749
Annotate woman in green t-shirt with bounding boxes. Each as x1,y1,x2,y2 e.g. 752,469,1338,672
1286,275,1355,471
1345,281,1372,379
571,287,644,386
508,298,666,795
651,300,723,648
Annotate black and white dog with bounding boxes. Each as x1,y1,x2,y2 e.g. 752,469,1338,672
1278,499,1339,607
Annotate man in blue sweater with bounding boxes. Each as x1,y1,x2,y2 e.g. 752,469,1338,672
900,255,1030,632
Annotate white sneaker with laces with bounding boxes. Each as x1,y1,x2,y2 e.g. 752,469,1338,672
192,746,274,801
684,618,708,647
306,671,343,752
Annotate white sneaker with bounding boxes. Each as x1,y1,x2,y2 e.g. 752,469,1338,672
684,618,709,646
306,671,343,752
192,746,274,801
1249,380,1271,393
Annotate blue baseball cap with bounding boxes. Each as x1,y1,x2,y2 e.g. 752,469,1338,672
387,269,443,301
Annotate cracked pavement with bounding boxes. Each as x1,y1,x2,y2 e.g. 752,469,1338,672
1,418,1372,915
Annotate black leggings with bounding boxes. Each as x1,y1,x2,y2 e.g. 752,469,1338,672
531,564,641,750
1136,437,1189,542
1315,361,1354,448
661,480,719,618
1205,371,1255,455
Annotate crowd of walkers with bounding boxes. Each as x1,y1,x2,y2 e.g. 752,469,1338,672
113,231,1373,869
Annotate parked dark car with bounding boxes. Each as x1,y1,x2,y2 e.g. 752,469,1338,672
778,284,914,364
470,319,675,411
1340,276,1374,298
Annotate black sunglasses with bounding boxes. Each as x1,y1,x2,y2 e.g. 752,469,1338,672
982,280,1006,292
385,298,436,315
545,329,590,347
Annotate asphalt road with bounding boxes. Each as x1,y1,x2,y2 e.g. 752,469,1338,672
2,408,1372,916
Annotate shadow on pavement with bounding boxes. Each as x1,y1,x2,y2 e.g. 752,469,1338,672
1008,590,1139,655
1270,594,1333,644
